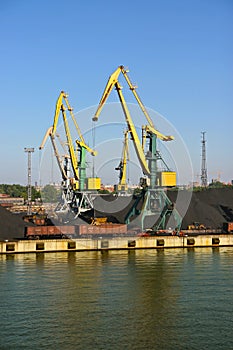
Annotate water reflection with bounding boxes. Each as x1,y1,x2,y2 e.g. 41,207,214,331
0,248,233,349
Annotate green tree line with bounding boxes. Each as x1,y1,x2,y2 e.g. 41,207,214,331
0,184,41,201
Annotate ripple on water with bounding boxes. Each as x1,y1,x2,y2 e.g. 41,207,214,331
0,248,232,350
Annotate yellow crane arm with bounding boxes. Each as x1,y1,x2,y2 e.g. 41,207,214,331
57,92,96,156
115,82,150,175
120,66,174,142
61,104,80,180
51,92,66,136
120,66,154,128
39,126,53,150
63,95,85,144
92,67,150,175
47,91,98,182
47,91,79,179
39,126,68,179
92,67,122,121
50,135,69,180
144,125,174,141
76,141,97,156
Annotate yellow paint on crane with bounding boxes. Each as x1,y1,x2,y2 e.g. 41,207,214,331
86,177,101,190
157,171,176,187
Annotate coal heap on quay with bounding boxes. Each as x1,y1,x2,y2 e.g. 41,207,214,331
0,188,233,240
93,188,233,230
168,187,233,230
0,206,35,240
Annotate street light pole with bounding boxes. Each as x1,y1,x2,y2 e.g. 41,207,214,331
24,147,34,215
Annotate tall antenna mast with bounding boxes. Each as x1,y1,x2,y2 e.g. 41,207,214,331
201,132,207,187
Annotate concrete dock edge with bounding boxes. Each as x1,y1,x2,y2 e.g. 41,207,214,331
0,234,233,254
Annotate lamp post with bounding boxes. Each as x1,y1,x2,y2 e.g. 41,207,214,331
24,147,34,215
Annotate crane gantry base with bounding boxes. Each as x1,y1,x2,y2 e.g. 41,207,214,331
125,188,182,232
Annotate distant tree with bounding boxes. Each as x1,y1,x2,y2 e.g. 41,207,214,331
193,186,205,192
98,189,111,194
208,181,225,189
0,184,41,201
0,184,26,198
31,187,41,201
41,185,60,203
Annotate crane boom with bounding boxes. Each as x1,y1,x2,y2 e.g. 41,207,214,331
39,126,68,180
144,125,174,142
93,66,173,142
115,82,150,175
120,66,154,128
52,92,64,137
92,65,174,176
93,67,122,121
92,67,149,174
61,103,79,180
40,91,97,184
63,94,85,144
39,126,53,150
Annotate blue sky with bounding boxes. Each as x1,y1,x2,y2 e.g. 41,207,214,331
0,0,232,185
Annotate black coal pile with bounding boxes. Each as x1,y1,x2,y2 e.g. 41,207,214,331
168,188,233,229
93,188,233,230
0,206,34,241
93,194,144,224
1,188,232,239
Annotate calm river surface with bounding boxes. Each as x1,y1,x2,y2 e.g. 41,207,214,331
0,247,232,350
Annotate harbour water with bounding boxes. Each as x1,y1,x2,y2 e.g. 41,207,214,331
0,248,232,350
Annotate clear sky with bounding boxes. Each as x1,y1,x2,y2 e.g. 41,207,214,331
0,0,232,185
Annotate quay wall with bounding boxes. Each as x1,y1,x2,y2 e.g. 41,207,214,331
0,234,233,254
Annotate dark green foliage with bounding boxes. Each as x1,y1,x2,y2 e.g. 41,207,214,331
0,184,41,201
98,189,111,194
193,183,233,191
208,181,231,189
40,184,60,203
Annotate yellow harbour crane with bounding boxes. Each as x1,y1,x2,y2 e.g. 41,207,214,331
93,65,175,188
93,65,181,231
40,91,101,218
